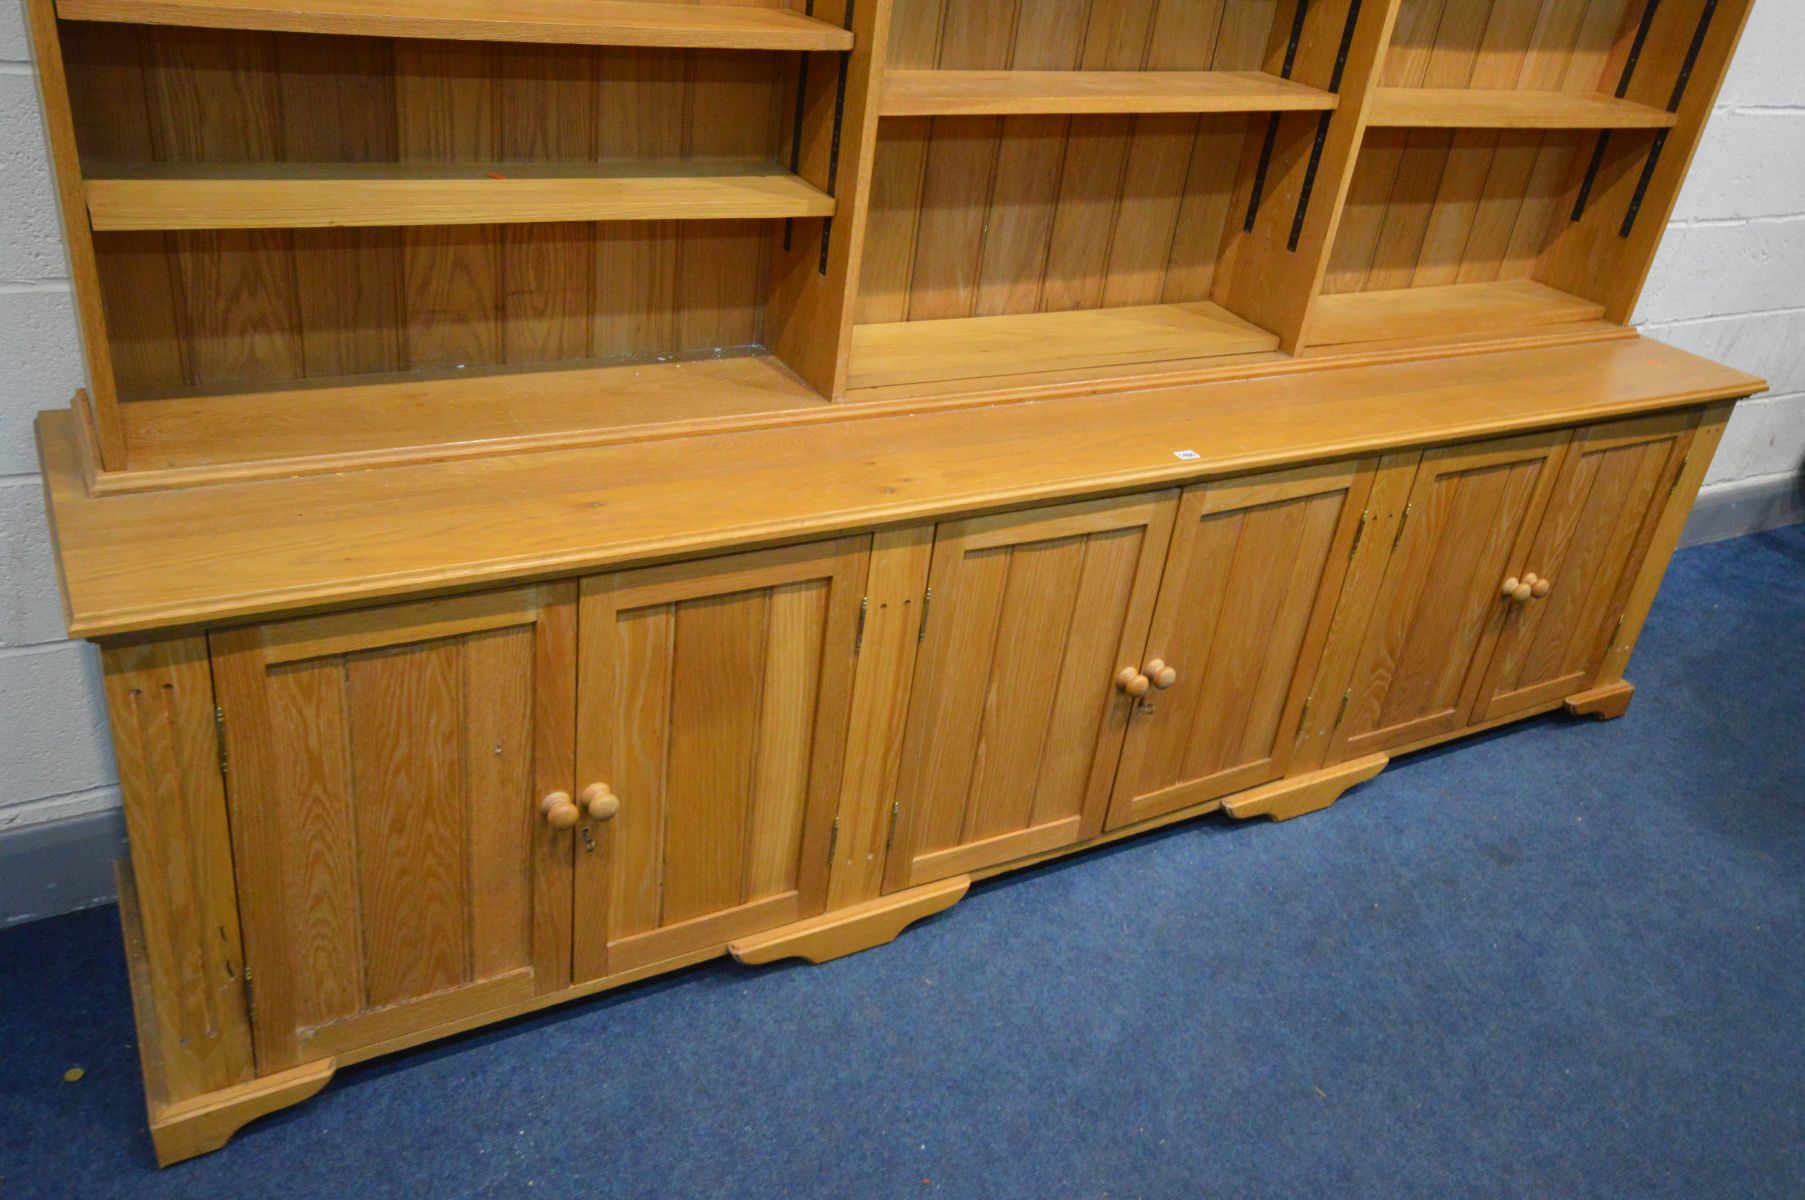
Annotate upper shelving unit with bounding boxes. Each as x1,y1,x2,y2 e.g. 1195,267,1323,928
1366,87,1678,130
85,161,836,231
880,70,1338,117
52,0,855,49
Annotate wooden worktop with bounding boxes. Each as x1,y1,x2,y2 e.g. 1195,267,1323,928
40,337,1763,640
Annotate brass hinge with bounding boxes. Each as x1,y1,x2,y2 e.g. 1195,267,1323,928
854,597,869,655
1333,689,1352,730
213,705,228,778
918,587,933,642
1391,503,1415,552
827,817,841,865
1610,614,1625,649
242,965,255,1026
1669,454,1691,498
1295,696,1313,738
1348,511,1371,561
886,801,901,850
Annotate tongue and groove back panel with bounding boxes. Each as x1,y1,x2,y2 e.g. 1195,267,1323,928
1325,0,1698,297
858,0,1288,325
60,22,788,395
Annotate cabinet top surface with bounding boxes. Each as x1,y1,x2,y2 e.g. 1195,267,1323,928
40,338,1762,640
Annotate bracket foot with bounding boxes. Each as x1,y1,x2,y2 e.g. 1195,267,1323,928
1565,680,1634,721
729,876,969,966
1223,754,1389,823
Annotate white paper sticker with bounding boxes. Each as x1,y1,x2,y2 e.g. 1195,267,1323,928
1172,449,1201,461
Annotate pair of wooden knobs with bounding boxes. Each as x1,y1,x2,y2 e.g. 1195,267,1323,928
1116,659,1178,698
540,784,619,830
1501,573,1554,604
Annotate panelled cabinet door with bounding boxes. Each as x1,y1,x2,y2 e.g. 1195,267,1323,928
573,538,869,982
884,493,1177,891
1326,429,1571,760
210,584,578,1072
1473,411,1700,722
1107,461,1376,828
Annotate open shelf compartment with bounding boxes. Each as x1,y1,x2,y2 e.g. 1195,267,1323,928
1307,281,1606,349
105,352,831,487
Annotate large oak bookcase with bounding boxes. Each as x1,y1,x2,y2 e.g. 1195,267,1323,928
28,0,1766,1166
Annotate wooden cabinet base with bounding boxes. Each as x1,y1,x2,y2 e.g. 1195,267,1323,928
729,877,971,966
1222,755,1391,823
70,393,1745,1168
1565,681,1637,722
146,1062,337,1169
118,861,336,1166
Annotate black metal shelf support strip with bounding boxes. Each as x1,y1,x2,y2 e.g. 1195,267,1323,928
1244,0,1313,232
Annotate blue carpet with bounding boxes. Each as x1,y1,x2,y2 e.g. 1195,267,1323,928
3,525,1802,1199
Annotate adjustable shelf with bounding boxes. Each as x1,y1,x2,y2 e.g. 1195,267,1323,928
1366,88,1678,130
1308,281,1607,350
85,162,836,232
880,70,1338,117
847,303,1280,392
53,0,855,50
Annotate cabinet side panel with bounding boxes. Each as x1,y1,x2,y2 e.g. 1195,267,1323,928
102,635,255,1101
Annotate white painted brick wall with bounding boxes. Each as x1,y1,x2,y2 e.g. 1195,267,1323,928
1636,0,1805,491
0,6,1799,851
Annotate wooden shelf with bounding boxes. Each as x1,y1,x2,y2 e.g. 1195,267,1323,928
85,162,836,231
1366,88,1678,130
879,70,1338,117
111,353,831,485
848,303,1280,391
54,0,854,50
1308,281,1607,349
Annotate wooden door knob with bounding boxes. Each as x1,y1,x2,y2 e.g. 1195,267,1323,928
1145,659,1178,689
1115,666,1151,697
581,783,619,821
1530,576,1552,599
540,791,579,830
1501,577,1532,604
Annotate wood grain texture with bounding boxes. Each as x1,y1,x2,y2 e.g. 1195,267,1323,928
39,338,1763,640
824,525,934,909
65,27,787,395
885,492,1176,889
1366,88,1677,129
1325,428,1570,761
57,0,855,50
101,635,255,1103
1309,280,1603,346
849,301,1280,389
207,584,575,1069
87,164,836,230
573,538,868,981
22,0,128,467
860,0,1288,327
1108,459,1376,828
1473,409,1697,720
729,875,968,964
880,70,1337,116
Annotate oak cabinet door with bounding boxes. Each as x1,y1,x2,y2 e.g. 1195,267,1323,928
1473,411,1699,722
210,584,578,1072
1107,461,1375,827
573,538,868,982
1326,429,1570,760
884,493,1176,890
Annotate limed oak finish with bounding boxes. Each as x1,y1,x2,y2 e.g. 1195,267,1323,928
28,0,1765,1168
